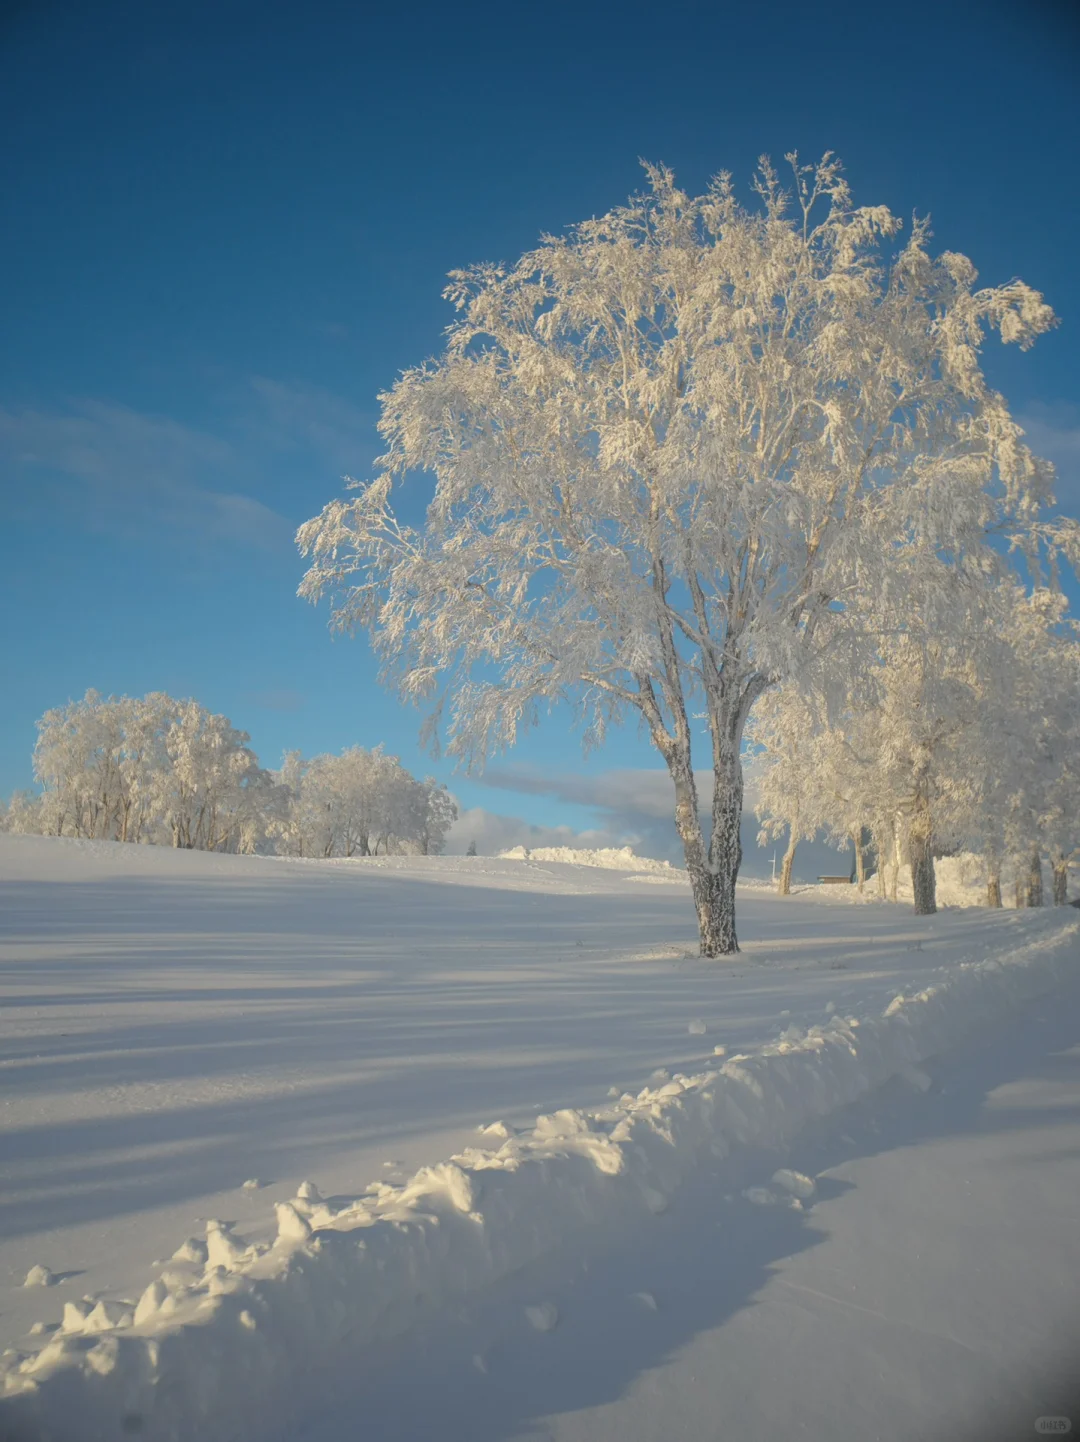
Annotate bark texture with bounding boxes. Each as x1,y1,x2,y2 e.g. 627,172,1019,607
779,836,797,896
1025,847,1044,908
908,797,937,915
1053,858,1069,906
986,866,1002,909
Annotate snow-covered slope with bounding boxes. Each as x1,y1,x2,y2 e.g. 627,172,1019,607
0,834,1076,1440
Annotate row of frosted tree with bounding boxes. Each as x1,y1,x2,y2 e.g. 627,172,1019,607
749,581,1080,911
0,690,457,858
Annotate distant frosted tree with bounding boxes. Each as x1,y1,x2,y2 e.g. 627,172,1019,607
272,747,457,858
24,690,278,853
466,839,478,857
747,687,827,895
0,791,47,836
299,154,1063,953
414,778,458,855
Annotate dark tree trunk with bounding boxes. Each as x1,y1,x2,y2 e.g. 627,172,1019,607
908,798,936,916
1026,847,1044,908
1053,858,1069,906
986,869,1002,909
779,837,796,896
664,721,742,956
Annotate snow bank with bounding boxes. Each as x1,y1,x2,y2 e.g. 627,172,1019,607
3,916,1077,1442
498,844,678,874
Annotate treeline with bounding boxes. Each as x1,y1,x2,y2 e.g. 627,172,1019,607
0,690,457,858
749,581,1079,910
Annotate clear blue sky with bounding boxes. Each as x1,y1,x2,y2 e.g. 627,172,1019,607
2,0,1078,850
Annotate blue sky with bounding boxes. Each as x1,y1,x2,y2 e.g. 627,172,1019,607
2,0,1078,862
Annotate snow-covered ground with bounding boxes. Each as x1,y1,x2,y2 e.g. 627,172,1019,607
300,971,1080,1442
1,835,1077,1440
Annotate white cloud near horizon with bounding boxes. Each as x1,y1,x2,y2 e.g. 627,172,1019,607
446,805,624,857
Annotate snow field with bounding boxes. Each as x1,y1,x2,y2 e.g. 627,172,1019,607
1,842,1076,1441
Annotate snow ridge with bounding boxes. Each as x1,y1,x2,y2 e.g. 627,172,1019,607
497,844,678,873
2,917,1077,1442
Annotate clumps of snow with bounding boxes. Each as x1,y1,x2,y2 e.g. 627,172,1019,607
274,1202,312,1242
23,1266,54,1289
4,918,1077,1442
498,845,679,875
171,1238,208,1265
631,1291,658,1311
241,1179,263,1191
525,1302,559,1332
771,1169,817,1201
688,1019,707,1036
713,1044,727,1057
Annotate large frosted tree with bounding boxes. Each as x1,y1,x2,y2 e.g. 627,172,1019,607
298,155,1058,954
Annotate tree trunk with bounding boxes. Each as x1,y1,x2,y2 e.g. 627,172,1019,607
1052,856,1069,906
1014,870,1025,909
1026,847,1044,908
986,860,1002,909
779,835,796,896
852,831,866,894
908,797,936,916
888,823,901,903
663,726,740,957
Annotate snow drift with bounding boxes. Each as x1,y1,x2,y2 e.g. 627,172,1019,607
497,845,679,874
2,911,1076,1442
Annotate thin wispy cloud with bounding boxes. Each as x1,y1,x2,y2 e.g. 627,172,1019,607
0,399,290,551
248,378,377,478
0,379,380,556
248,688,307,713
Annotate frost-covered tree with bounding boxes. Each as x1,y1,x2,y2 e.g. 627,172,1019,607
299,154,1063,953
272,747,457,858
6,691,462,863
413,777,458,855
0,791,48,836
747,687,830,894
22,690,279,853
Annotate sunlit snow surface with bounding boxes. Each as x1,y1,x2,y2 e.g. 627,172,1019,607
1,835,1077,1440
